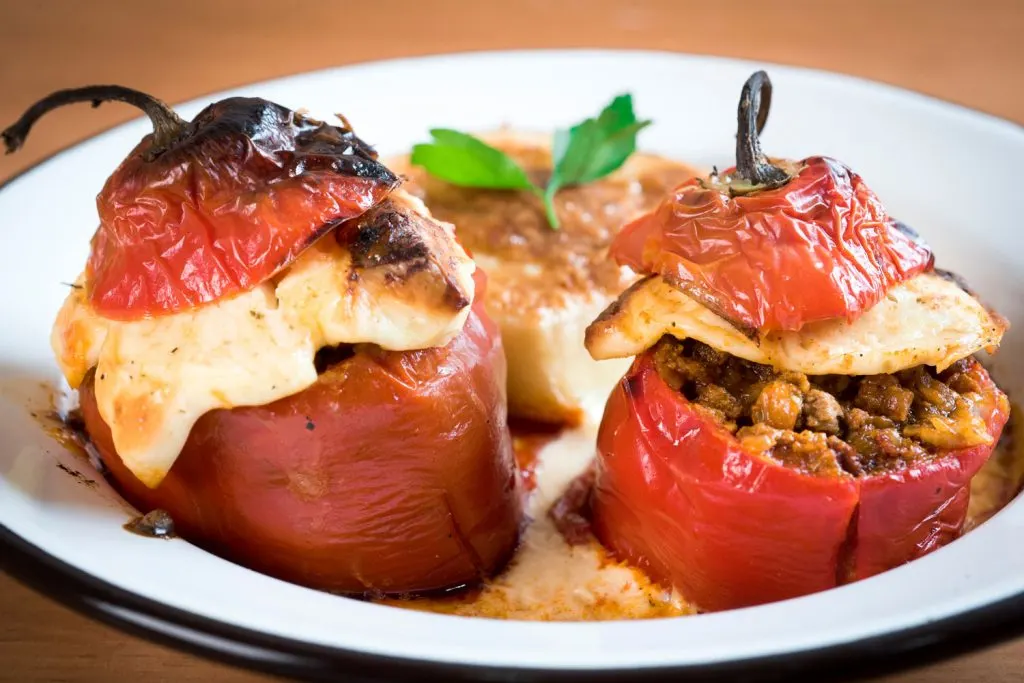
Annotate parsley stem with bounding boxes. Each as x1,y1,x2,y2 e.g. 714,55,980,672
536,185,560,230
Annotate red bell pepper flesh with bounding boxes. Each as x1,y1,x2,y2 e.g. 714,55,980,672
81,270,522,595
592,351,1008,612
851,383,1008,581
89,153,394,320
610,157,934,332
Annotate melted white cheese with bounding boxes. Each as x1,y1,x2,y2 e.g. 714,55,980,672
586,273,1006,375
52,218,475,488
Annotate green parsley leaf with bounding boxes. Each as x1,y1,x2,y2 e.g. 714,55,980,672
548,93,651,191
410,95,650,229
410,129,535,190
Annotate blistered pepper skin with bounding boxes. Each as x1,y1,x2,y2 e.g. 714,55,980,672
850,434,1002,582
611,158,933,333
591,351,1008,612
80,281,522,595
88,98,399,319
4,88,400,320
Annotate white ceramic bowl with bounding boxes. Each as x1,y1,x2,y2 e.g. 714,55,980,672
1,50,1023,682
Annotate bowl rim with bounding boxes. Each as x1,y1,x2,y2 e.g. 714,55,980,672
4,522,1024,682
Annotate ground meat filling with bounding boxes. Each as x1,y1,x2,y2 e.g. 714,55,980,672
652,337,994,477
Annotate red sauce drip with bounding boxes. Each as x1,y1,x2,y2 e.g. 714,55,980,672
509,417,563,493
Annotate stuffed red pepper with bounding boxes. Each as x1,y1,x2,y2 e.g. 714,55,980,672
5,86,522,595
584,72,1009,612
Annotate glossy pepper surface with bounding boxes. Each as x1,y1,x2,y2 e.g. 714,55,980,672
610,73,933,333
3,86,398,320
79,271,523,595
590,351,1009,612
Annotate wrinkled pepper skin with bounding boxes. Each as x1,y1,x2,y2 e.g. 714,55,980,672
591,351,1008,612
611,158,933,333
89,97,399,319
80,283,522,595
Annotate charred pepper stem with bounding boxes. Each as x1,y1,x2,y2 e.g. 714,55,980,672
2,85,187,160
733,71,790,192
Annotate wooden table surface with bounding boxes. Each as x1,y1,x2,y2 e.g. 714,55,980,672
1,1,1022,681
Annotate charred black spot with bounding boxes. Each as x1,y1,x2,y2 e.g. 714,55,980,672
336,199,471,312
186,97,399,185
344,204,431,270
